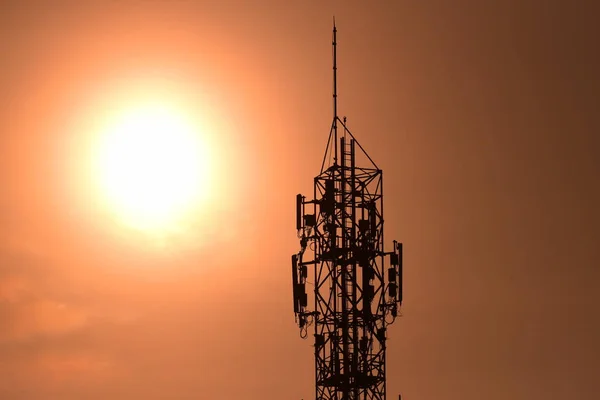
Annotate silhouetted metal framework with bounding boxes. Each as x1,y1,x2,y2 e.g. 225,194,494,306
292,21,403,400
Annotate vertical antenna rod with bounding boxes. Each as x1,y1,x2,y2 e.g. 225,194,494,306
333,17,338,166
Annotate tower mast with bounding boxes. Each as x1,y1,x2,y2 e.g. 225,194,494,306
292,21,403,400
333,17,338,166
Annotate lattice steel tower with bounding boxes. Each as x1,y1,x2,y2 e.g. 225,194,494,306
291,21,404,400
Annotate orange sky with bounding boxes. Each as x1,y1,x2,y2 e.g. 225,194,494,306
1,1,599,399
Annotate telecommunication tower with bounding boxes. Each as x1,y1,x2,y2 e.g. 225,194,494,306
291,21,403,400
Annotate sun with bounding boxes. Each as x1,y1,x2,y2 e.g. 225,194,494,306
94,103,210,232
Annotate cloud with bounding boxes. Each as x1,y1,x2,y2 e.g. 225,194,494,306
0,344,124,399
0,247,132,398
0,274,27,303
34,351,118,384
0,248,89,343
1,298,88,343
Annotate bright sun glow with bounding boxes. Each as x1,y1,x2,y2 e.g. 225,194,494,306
94,103,210,232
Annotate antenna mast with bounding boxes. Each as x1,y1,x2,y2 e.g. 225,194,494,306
333,17,338,166
292,20,404,400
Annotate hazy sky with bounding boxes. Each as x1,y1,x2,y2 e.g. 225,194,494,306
1,1,599,399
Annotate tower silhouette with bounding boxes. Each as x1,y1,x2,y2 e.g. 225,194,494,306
292,20,403,400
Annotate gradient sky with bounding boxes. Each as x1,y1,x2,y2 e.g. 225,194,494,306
1,1,599,399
